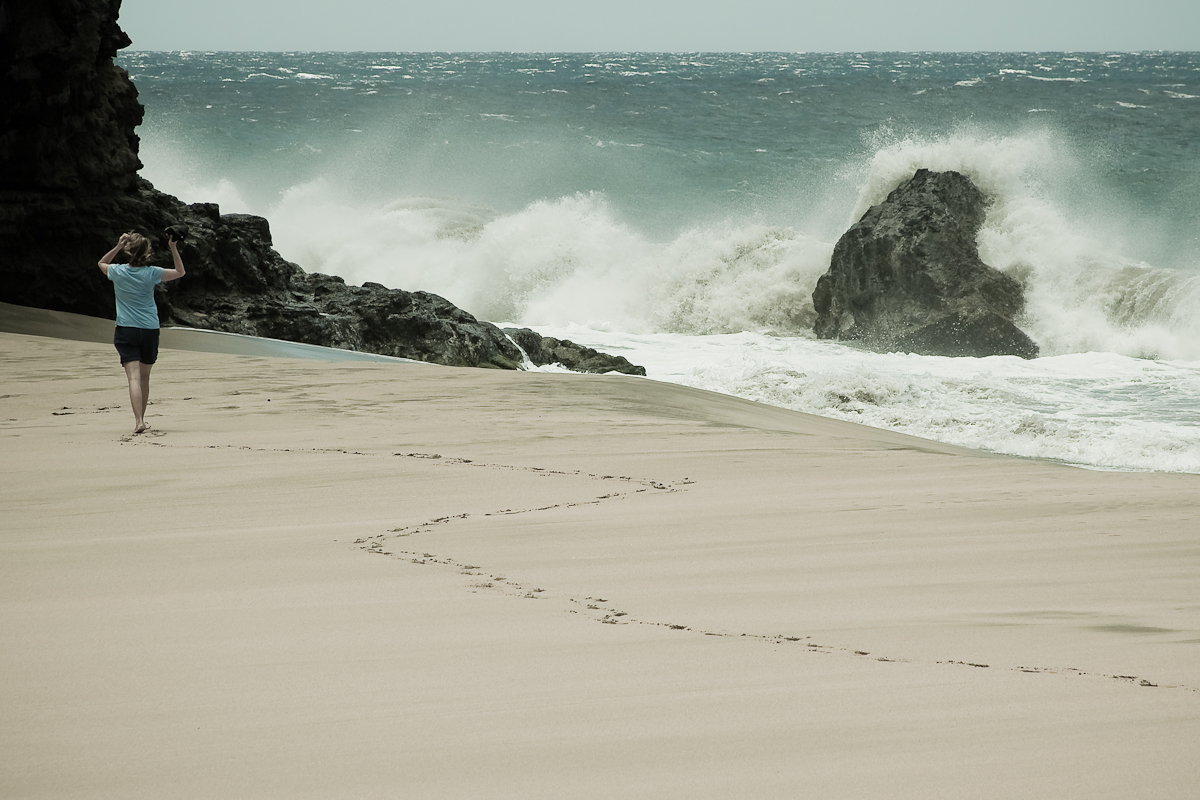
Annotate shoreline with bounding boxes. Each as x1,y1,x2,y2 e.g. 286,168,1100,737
6,300,1195,475
2,307,1198,798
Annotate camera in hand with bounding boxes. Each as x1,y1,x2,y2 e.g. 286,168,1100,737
165,223,189,243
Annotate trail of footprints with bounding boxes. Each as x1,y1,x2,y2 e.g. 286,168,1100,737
379,452,683,536
366,527,1190,693
356,452,697,631
114,434,1191,697
355,452,1196,697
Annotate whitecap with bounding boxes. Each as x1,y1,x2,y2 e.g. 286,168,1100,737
1026,75,1089,82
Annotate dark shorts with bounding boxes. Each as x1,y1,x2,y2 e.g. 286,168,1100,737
114,326,160,365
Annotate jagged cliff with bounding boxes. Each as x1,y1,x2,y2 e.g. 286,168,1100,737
0,0,644,374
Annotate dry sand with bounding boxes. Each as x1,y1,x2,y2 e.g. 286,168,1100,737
2,305,1198,798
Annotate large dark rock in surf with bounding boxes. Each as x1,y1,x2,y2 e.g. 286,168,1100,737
812,169,1039,359
0,0,642,373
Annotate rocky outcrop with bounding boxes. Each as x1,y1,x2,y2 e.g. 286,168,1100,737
0,0,642,373
0,0,142,193
812,169,1038,359
504,328,646,375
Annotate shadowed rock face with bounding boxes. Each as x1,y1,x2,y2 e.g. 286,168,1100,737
0,0,142,193
813,169,1039,359
0,0,643,374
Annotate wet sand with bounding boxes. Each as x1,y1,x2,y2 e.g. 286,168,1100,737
2,306,1198,798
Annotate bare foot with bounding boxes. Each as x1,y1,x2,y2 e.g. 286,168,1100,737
134,422,149,434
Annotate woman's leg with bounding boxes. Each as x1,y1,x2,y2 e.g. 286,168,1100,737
123,360,147,433
139,362,152,421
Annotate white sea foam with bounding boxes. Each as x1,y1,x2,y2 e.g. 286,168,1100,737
153,152,1199,472
127,51,1200,473
1026,75,1089,82
213,126,1199,366
524,326,1200,474
262,182,845,337
144,118,1200,366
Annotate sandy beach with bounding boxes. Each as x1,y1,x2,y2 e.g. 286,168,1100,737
2,306,1198,799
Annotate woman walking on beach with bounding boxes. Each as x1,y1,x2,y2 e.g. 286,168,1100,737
98,232,186,434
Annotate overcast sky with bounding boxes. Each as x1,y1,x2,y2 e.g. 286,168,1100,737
120,0,1199,52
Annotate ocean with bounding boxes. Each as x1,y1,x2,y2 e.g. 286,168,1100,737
118,51,1200,473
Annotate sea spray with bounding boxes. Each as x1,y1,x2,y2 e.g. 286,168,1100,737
647,226,831,334
125,51,1200,471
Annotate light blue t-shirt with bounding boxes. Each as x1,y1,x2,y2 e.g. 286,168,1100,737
107,264,165,329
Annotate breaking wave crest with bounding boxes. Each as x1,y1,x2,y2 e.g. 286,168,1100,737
145,129,1200,360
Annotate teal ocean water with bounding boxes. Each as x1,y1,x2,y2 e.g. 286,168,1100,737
121,51,1200,471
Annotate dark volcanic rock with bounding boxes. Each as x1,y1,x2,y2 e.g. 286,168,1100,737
0,0,641,374
171,267,526,369
812,169,1038,359
0,0,142,193
503,328,646,375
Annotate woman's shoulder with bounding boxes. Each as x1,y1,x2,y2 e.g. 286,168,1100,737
109,264,163,280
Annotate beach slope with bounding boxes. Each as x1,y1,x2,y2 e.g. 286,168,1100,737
2,311,1197,799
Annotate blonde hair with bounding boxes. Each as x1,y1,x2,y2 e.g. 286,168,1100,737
122,232,152,266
